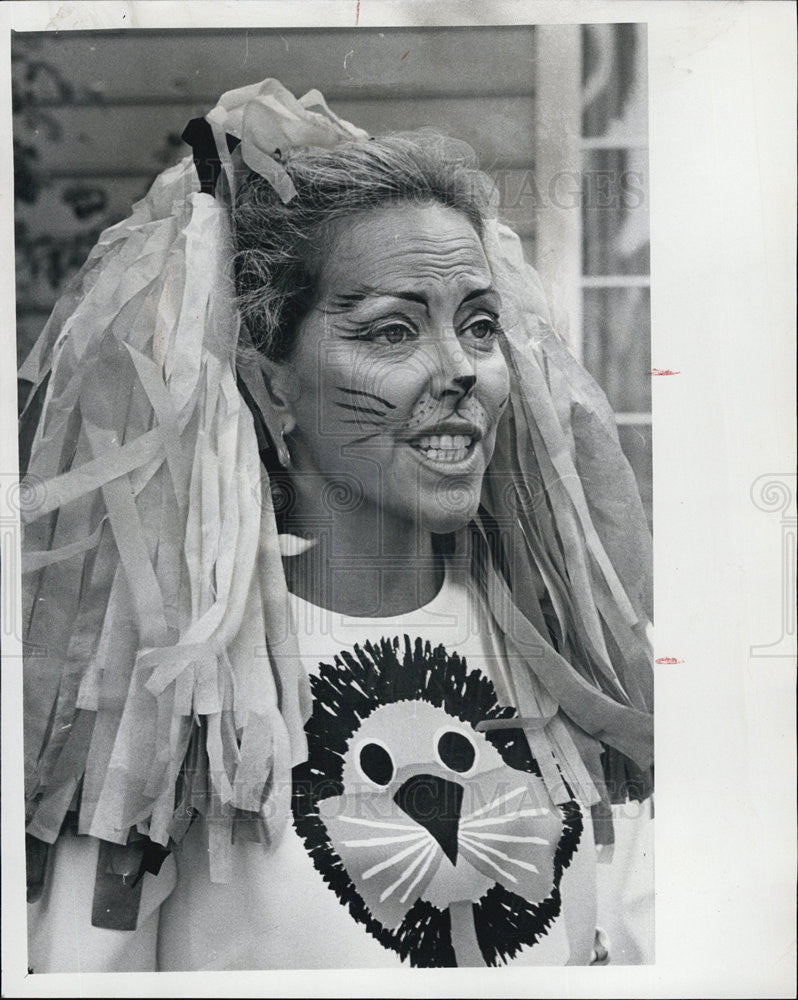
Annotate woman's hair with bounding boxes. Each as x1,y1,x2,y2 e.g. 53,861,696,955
232,131,495,361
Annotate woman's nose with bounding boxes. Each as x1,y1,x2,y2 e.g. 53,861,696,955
429,336,477,400
452,374,476,395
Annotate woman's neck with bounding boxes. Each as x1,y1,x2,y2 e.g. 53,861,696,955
281,504,444,617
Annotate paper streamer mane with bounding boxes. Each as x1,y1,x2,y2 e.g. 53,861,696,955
19,79,653,884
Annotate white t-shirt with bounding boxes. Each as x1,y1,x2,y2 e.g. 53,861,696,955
28,562,599,971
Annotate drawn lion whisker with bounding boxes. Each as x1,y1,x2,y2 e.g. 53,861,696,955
362,836,432,880
460,808,550,830
343,830,430,849
458,839,518,884
334,402,389,418
380,840,437,903
460,830,549,845
338,816,424,832
399,841,438,903
342,432,382,446
459,833,540,874
461,785,527,821
336,387,396,409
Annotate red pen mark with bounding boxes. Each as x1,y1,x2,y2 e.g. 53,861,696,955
355,0,360,25
401,50,410,60
648,368,680,376
655,656,684,664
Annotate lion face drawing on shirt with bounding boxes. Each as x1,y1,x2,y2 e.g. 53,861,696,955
291,635,582,968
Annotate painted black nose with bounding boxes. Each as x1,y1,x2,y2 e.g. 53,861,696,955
393,773,464,866
452,374,476,396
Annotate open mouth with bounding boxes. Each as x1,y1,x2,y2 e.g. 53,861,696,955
409,434,474,464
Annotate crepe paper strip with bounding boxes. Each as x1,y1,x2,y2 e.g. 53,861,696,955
555,714,608,806
166,731,201,845
254,490,313,765
89,665,165,845
238,108,297,204
489,224,647,631
231,809,271,847
473,533,559,726
514,413,635,704
476,717,548,732
227,572,280,725
26,709,96,843
511,336,642,632
523,727,571,805
78,569,147,839
570,402,652,621
298,89,371,141
508,360,619,678
207,711,236,803
81,426,169,649
482,557,653,768
153,478,184,635
163,204,220,415
29,534,115,793
142,683,178,801
484,401,579,664
23,494,98,788
545,714,602,809
231,711,274,812
20,427,165,527
148,715,195,847
260,712,294,841
469,536,605,806
138,644,210,697
187,723,211,817
198,78,369,205
592,584,653,710
174,379,262,652
76,715,126,841
25,372,89,489
22,518,107,573
74,565,126,713
122,343,191,508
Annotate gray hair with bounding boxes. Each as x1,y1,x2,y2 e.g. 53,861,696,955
231,131,495,361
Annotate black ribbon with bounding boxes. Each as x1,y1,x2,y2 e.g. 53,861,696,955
181,117,241,196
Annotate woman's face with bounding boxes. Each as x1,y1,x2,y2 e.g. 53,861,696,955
277,202,511,537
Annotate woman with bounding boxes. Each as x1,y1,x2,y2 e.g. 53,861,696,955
21,80,653,970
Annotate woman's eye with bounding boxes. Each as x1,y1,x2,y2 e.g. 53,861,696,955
373,324,415,346
462,317,499,343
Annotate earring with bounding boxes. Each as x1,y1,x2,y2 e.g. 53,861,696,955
277,426,292,469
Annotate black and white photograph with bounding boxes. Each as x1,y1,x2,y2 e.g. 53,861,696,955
0,1,794,997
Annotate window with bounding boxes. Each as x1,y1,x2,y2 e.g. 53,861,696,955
535,24,652,528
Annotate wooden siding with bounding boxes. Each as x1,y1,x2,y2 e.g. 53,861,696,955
14,26,538,362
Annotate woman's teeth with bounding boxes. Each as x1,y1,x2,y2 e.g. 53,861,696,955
412,434,473,463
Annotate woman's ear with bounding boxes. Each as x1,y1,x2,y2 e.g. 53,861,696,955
259,356,299,436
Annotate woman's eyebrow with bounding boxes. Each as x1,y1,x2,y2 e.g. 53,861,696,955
329,287,429,310
329,285,500,310
460,286,500,305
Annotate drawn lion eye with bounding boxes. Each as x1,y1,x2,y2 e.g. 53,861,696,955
356,739,395,786
435,727,478,774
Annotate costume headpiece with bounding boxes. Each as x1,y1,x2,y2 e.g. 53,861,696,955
19,80,652,899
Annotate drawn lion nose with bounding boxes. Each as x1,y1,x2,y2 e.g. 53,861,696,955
393,773,464,866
